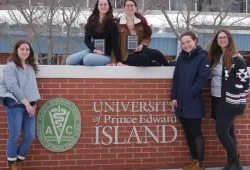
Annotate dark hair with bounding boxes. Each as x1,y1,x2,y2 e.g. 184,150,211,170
85,0,114,32
208,29,238,70
180,31,198,44
9,40,39,73
123,0,152,37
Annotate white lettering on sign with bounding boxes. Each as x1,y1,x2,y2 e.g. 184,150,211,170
92,101,177,145
94,125,178,145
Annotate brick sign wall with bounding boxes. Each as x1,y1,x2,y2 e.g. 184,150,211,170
0,77,249,170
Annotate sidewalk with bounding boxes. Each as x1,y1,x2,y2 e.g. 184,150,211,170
151,167,250,170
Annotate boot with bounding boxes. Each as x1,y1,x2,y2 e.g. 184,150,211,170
219,157,233,170
17,162,23,170
9,163,18,170
183,160,198,170
190,161,205,170
228,158,243,170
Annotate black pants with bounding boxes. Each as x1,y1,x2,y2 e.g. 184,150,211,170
211,96,238,161
179,116,204,161
125,47,169,66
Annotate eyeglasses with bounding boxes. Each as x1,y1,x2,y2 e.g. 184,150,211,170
99,3,108,7
218,36,229,40
125,4,135,8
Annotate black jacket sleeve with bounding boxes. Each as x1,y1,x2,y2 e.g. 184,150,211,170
190,55,210,97
110,21,121,62
234,57,250,96
171,58,179,100
84,26,95,52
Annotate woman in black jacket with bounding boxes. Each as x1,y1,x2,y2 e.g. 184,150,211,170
171,31,210,170
66,0,121,66
208,29,249,170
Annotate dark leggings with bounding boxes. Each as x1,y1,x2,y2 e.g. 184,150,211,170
216,112,238,161
179,117,204,161
211,96,237,160
125,47,169,66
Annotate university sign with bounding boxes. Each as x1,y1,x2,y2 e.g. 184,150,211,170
37,99,177,152
92,101,178,145
37,98,81,152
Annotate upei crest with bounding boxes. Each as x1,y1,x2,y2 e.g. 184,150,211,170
37,98,81,152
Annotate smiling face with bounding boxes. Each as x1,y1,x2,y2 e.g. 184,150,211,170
124,0,137,16
17,43,30,61
181,35,197,53
217,31,229,50
98,0,109,15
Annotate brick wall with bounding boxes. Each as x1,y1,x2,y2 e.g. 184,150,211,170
0,78,249,170
0,54,10,65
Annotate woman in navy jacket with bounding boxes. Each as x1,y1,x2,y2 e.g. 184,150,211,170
171,31,210,170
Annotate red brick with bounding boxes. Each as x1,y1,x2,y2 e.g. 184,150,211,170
126,84,141,88
51,78,68,83
60,84,77,88
85,79,101,83
60,160,76,166
77,84,94,88
43,84,60,88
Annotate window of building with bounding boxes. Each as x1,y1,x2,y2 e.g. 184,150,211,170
31,0,59,6
143,0,163,10
171,0,195,11
60,0,87,7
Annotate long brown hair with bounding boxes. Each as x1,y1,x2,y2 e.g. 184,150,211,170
123,0,152,37
85,0,114,33
9,40,39,73
208,29,238,70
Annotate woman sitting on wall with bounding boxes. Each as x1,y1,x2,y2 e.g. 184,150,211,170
66,0,122,66
112,0,169,66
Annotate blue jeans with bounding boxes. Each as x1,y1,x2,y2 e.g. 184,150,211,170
5,106,35,161
66,49,111,66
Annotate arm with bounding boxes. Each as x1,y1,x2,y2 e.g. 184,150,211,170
171,58,179,100
190,55,210,97
140,34,151,47
234,57,250,96
4,63,35,114
4,63,25,101
111,21,121,63
84,26,95,52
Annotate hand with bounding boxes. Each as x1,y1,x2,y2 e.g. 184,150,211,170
134,45,143,52
25,104,36,117
171,100,178,107
106,63,116,66
117,62,128,66
94,49,105,55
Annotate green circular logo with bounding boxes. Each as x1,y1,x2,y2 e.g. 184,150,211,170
37,98,81,152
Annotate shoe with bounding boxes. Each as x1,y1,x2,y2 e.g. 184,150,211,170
190,161,205,170
219,157,233,170
183,160,198,170
10,163,18,170
17,162,23,170
228,159,243,170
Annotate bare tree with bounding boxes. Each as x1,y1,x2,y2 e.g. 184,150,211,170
60,0,81,65
41,0,60,64
150,0,250,51
6,3,44,54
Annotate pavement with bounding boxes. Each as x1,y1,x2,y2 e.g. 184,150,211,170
151,167,250,170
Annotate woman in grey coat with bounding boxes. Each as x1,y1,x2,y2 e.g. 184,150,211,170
4,40,41,170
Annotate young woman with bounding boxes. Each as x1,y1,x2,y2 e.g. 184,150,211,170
208,29,249,170
111,0,169,66
4,40,41,170
66,0,122,66
171,31,210,170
